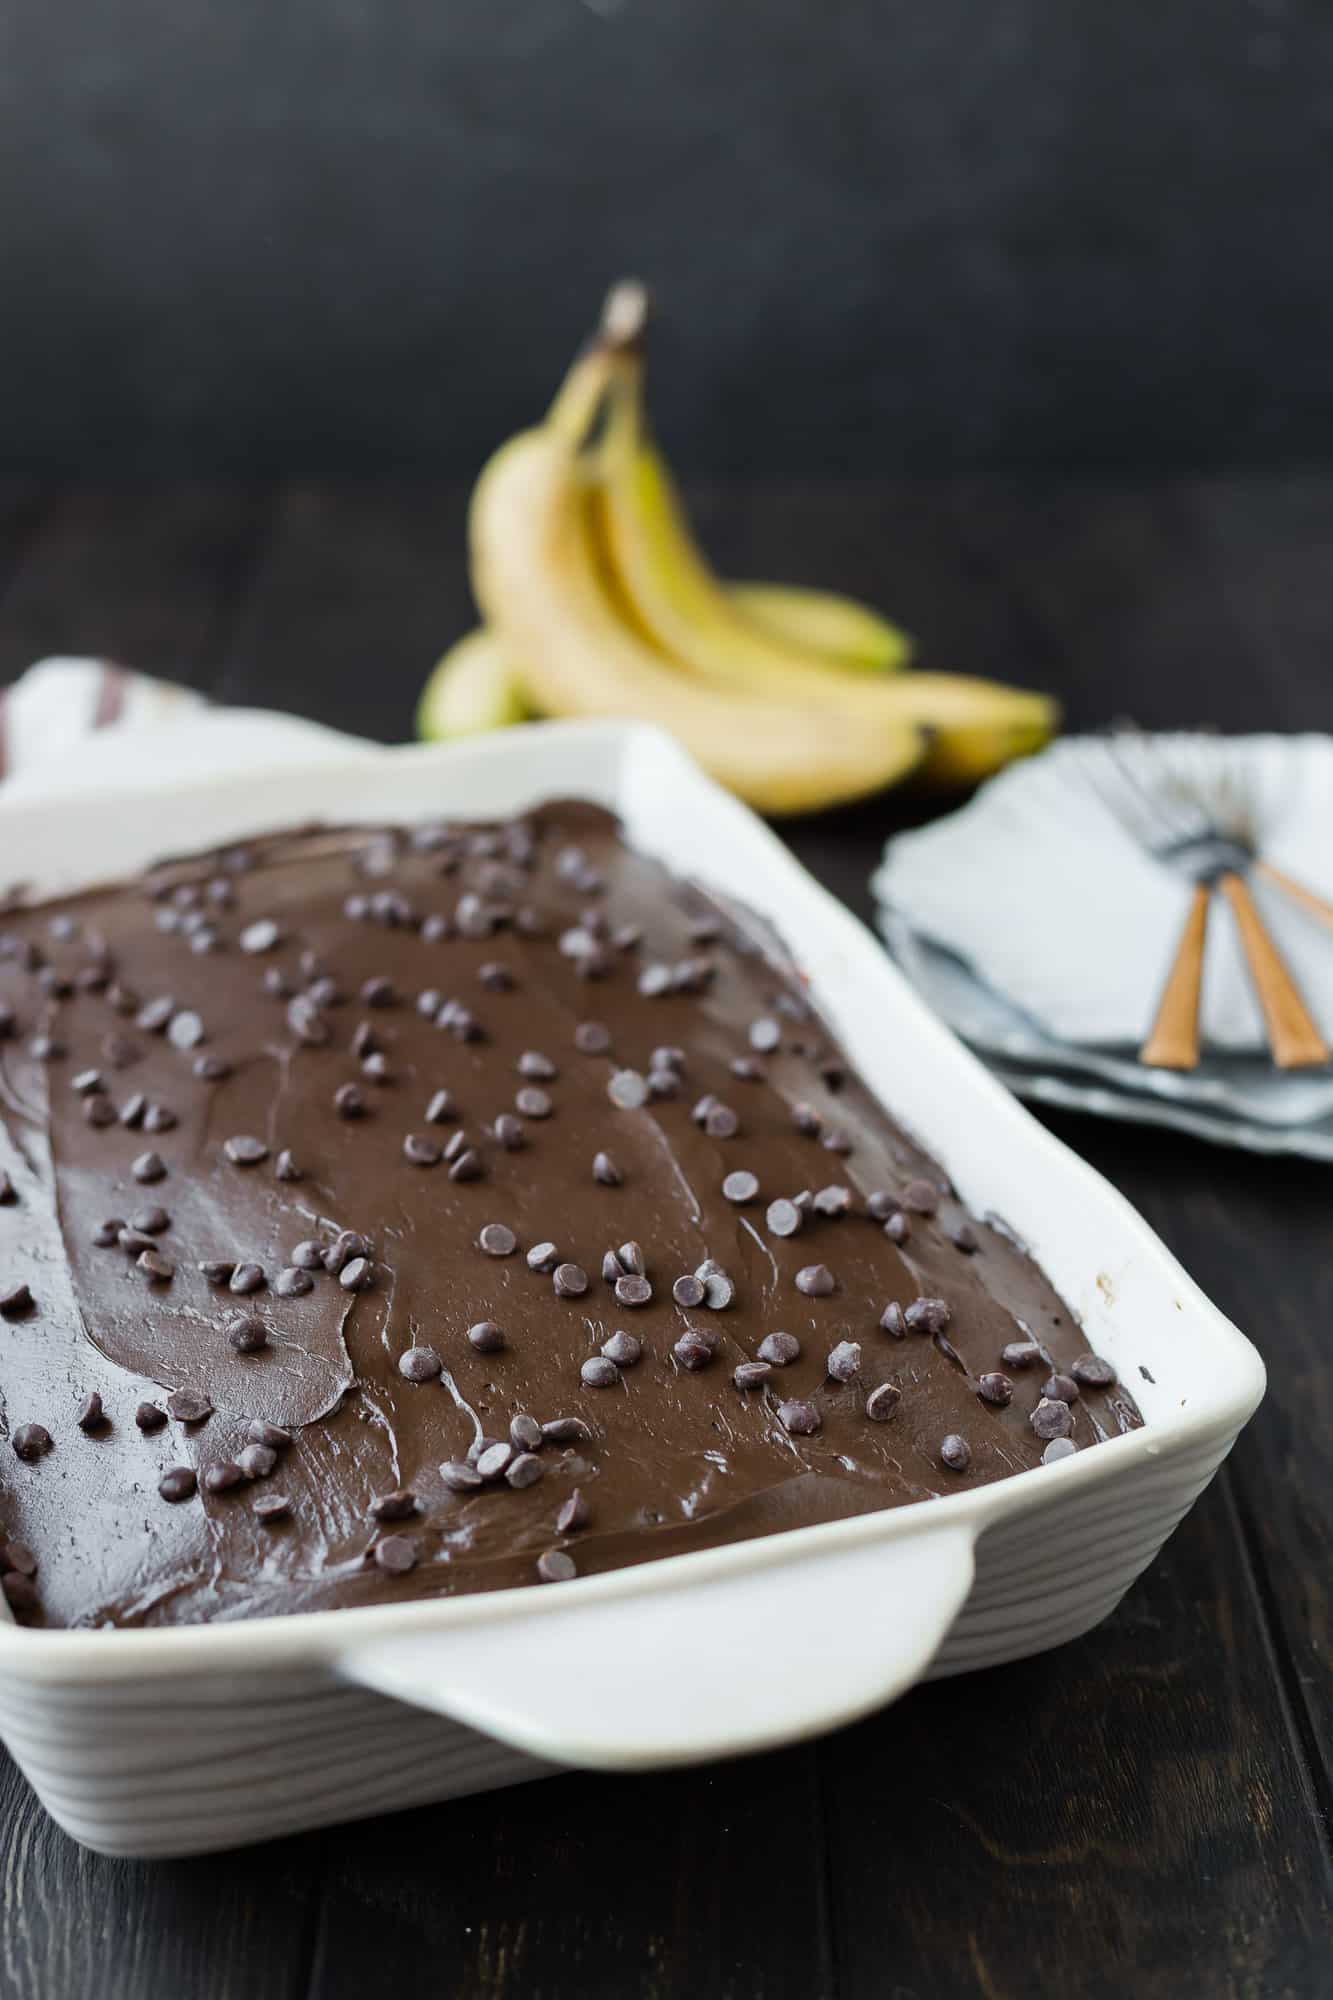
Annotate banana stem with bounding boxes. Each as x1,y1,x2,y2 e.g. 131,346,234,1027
545,342,616,447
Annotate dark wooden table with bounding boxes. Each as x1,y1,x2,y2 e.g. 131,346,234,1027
0,479,1328,1999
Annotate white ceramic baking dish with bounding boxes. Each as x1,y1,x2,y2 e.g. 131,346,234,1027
0,721,1265,1856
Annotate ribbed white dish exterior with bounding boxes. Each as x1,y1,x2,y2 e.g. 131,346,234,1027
0,725,1265,1857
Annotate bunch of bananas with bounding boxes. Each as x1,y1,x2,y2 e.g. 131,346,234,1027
420,282,1058,815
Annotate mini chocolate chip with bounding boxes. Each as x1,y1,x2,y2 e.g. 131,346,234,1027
135,1402,167,1432
607,1069,648,1110
542,1415,592,1443
468,1319,506,1353
510,1413,544,1451
12,1423,52,1461
556,1489,589,1533
228,1262,265,1295
904,1297,951,1336
672,1274,706,1308
334,1083,368,1120
227,1313,269,1352
339,1256,373,1292
615,1275,652,1308
821,1129,852,1155
765,1198,803,1238
118,1228,156,1256
813,1185,853,1218
730,1055,765,1082
131,1204,170,1235
476,1441,514,1480
401,1133,441,1168
131,1150,167,1184
399,1345,443,1382
493,1113,526,1150
758,1331,801,1366
722,1169,760,1205
137,1249,175,1283
902,1179,939,1215
479,1222,518,1258
515,1086,552,1120
602,1330,642,1367
792,1102,822,1136
203,1461,246,1494
778,1399,821,1436
81,1096,115,1130
247,1419,293,1450
194,1052,233,1082
136,995,176,1033
692,1094,718,1126
950,1221,979,1253
940,1433,972,1472
274,1149,302,1182
672,1335,714,1372
581,1355,621,1388
374,1535,418,1574
142,1103,177,1133
323,1231,369,1274
748,1017,781,1052
650,1046,684,1074
28,1035,64,1062
1030,1397,1074,1441
0,1281,34,1317
254,1492,292,1521
369,1489,418,1521
537,1549,577,1583
168,1010,206,1051
865,1382,902,1422
553,1262,588,1298
734,1361,772,1390
575,1021,611,1054
237,1443,278,1479
517,1051,557,1081
159,1466,198,1502
827,1340,862,1383
441,1460,484,1492
361,976,397,1008
592,1152,623,1187
240,919,282,954
284,995,330,1048
167,1388,213,1423
118,1092,148,1128
448,1148,484,1182
795,1264,835,1297
71,1068,105,1097
695,1260,735,1310
1071,1353,1117,1389
527,1241,560,1273
978,1372,1014,1407
275,1266,314,1298
1003,1340,1045,1370
1041,1371,1080,1404
883,1213,911,1247
879,1302,907,1339
1042,1437,1078,1464
92,1218,124,1247
506,1452,544,1489
866,1191,899,1221
704,1103,740,1140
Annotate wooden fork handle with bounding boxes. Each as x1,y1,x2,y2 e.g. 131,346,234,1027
1255,860,1333,934
1141,883,1211,1069
1219,872,1330,1070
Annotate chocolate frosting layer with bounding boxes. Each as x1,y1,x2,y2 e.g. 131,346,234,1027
0,804,1138,1628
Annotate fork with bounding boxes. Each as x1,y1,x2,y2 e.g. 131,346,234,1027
1080,736,1330,1072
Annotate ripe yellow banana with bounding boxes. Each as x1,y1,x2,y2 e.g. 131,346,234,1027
466,359,925,815
417,627,529,741
727,582,911,673
591,347,1057,786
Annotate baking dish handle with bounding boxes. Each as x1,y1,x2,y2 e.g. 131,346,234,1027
335,1519,976,1771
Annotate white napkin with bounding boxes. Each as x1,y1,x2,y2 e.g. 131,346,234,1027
873,733,1333,1053
0,657,366,804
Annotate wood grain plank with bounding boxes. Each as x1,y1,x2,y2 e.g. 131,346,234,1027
304,1750,833,2000
0,1752,323,2000
211,484,471,737
820,1489,1332,2000
0,486,270,689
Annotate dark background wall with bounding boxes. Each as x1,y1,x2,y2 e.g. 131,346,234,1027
2,0,1330,479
